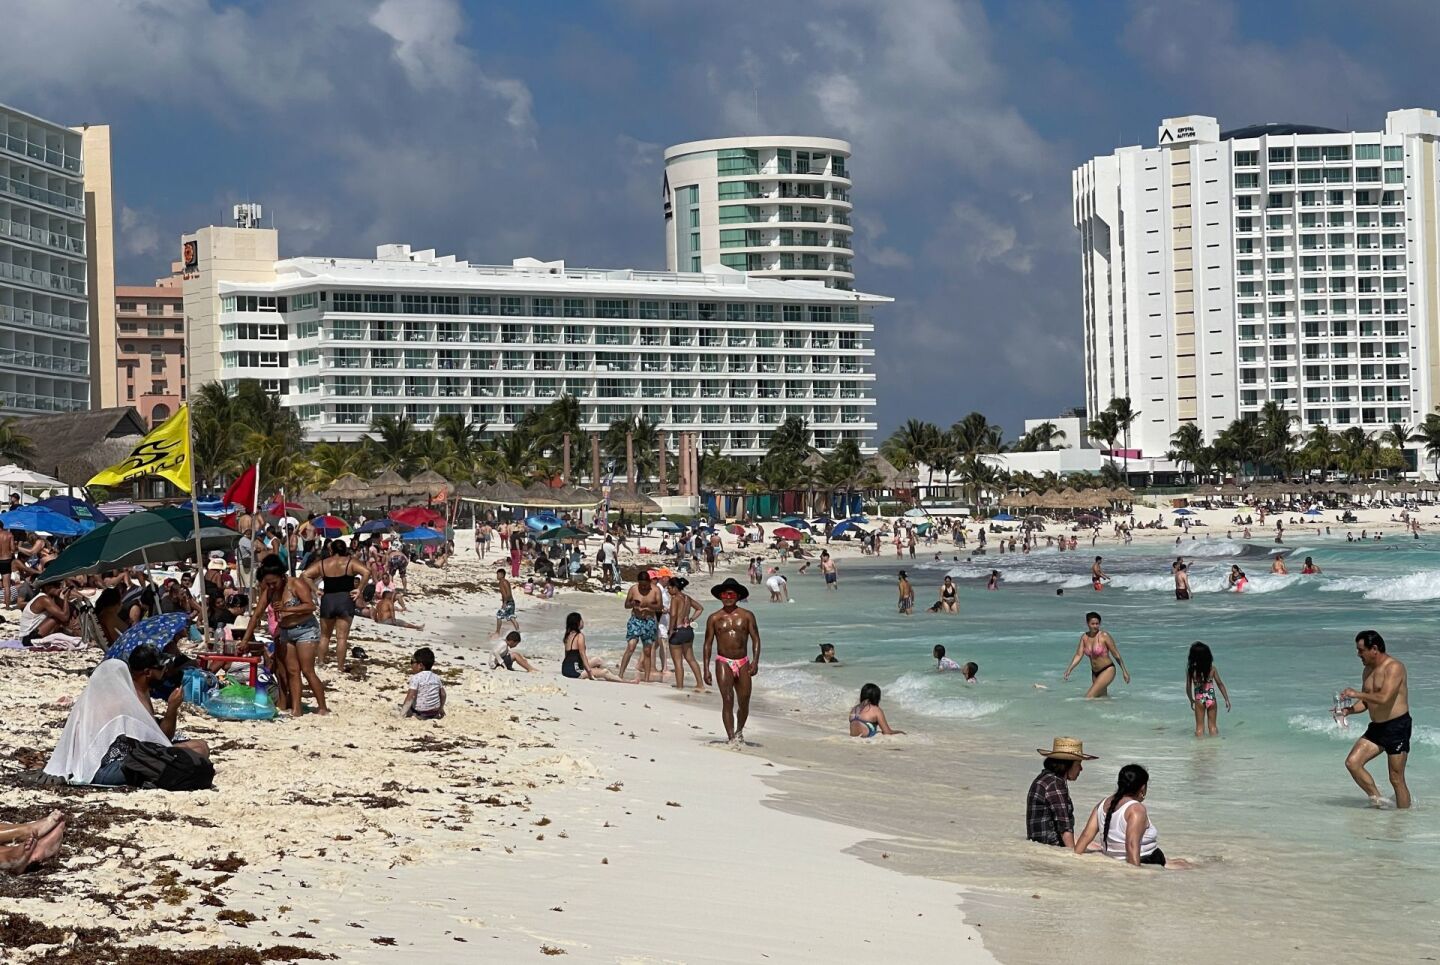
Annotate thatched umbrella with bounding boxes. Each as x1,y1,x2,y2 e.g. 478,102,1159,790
473,479,529,506
452,480,483,499
409,469,451,498
865,454,911,492
322,473,369,502
369,468,412,498
606,486,662,514
551,485,601,508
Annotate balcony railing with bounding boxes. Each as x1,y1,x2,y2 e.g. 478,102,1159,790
0,175,83,213
0,217,84,256
0,258,85,295
0,349,87,375
1,134,81,173
0,303,86,336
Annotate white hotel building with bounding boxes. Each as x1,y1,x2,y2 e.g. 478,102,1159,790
1074,108,1440,461
181,226,882,457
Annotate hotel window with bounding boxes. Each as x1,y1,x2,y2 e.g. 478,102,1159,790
468,296,493,315
1384,168,1404,184
1267,147,1292,163
686,185,699,204
720,254,748,270
689,232,700,252
1327,191,1346,205
716,148,759,176
1297,146,1321,163
719,205,756,224
726,303,748,323
563,298,588,318
500,296,524,316
1235,150,1258,167
432,295,460,315
401,294,430,314
719,229,748,248
595,300,631,319
754,303,776,323
1356,144,1381,160
363,293,393,312
1269,169,1294,186
638,300,662,320
697,302,719,321
532,297,555,317
1323,146,1351,162
690,256,700,271
1298,168,1323,185
717,181,760,200
1234,173,1259,189
783,304,803,323
1357,167,1381,183
832,156,846,178
291,292,317,311
1267,193,1287,208
1385,145,1404,162
1325,168,1351,183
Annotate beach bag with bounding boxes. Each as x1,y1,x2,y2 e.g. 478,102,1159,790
120,741,215,791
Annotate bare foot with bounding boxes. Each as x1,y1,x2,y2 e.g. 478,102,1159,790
311,707,332,716
0,837,37,873
26,820,65,868
692,686,707,693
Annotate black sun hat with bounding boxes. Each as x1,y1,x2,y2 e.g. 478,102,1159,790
710,577,749,601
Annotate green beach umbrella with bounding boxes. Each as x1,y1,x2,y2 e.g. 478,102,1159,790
37,506,240,585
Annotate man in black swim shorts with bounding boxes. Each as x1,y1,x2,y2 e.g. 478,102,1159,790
1339,630,1412,809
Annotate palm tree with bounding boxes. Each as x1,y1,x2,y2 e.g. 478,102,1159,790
367,415,420,475
1300,424,1336,477
1086,411,1121,470
0,416,37,464
1378,420,1419,475
1216,417,1262,481
1337,427,1374,480
306,441,372,490
1015,421,1067,452
881,419,939,482
602,415,659,484
1167,422,1205,479
1104,398,1139,478
955,457,1000,508
1257,401,1298,479
949,412,1005,460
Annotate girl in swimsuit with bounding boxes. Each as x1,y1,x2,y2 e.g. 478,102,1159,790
238,553,326,717
1185,641,1232,737
848,683,904,738
1063,611,1130,699
1227,565,1248,592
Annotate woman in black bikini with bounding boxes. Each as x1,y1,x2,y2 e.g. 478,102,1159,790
302,539,371,673
938,575,958,613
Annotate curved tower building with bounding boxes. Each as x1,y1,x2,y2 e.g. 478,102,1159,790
663,136,854,289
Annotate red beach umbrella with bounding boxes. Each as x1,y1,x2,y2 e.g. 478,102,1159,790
389,506,443,528
773,526,804,541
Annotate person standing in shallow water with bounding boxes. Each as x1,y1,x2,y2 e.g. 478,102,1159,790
1339,630,1412,809
703,577,761,744
1063,611,1129,699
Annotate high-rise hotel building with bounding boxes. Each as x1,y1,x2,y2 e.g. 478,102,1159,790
182,226,882,457
0,103,95,415
663,136,855,289
1074,109,1440,459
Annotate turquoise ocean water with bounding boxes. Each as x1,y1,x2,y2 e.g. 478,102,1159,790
665,534,1438,963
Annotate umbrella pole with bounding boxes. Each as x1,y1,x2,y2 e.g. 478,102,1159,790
184,407,213,651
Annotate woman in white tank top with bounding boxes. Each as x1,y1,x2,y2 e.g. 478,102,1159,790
1073,763,1189,868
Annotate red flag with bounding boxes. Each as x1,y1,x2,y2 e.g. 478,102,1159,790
223,464,259,513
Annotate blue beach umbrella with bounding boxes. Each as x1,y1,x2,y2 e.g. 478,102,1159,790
356,518,413,535
648,518,682,533
400,526,446,543
1173,508,1196,516
781,517,810,529
1303,508,1324,516
105,612,192,663
991,513,1017,522
33,495,106,525
0,506,92,537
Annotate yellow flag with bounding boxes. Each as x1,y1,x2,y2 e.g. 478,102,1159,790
88,405,193,492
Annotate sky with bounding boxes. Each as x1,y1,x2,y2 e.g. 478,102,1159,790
6,0,1440,440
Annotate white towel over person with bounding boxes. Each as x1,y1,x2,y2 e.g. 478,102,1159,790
44,659,169,785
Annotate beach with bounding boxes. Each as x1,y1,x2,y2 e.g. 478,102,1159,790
3,499,1435,963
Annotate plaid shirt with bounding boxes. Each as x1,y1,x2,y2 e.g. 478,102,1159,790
1025,770,1074,846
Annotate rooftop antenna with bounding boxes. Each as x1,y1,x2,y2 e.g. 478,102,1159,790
233,202,263,229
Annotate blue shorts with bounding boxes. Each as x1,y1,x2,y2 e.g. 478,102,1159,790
626,615,658,645
496,601,516,621
277,619,320,645
824,572,837,584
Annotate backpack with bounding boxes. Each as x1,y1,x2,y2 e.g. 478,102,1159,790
120,741,215,791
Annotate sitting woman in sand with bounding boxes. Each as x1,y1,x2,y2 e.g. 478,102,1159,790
560,613,635,683
366,589,425,630
848,683,905,738
1073,764,1189,868
0,811,67,874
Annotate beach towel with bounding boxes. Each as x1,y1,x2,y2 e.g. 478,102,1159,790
44,659,170,785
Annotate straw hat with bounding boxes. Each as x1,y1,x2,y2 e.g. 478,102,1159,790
1036,736,1098,761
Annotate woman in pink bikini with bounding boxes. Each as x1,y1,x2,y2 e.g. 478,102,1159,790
1063,611,1130,699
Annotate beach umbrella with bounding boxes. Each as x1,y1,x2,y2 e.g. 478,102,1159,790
728,524,746,536
606,486,662,514
97,499,145,518
648,518,683,533
0,465,64,488
369,469,414,498
409,469,451,499
37,506,239,585
311,514,350,537
264,499,307,517
535,526,584,542
0,505,92,537
104,612,192,663
1303,508,1324,516
400,526,446,543
390,505,444,528
34,494,107,525
781,516,810,529
903,507,929,519
355,518,414,535
773,526,804,540
810,515,835,525
1173,508,1196,516
830,519,867,538
321,473,370,502
914,521,932,535
992,513,1017,522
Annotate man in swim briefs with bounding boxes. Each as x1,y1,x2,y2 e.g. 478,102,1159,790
1339,630,1412,809
619,569,663,681
703,577,761,743
1091,556,1108,590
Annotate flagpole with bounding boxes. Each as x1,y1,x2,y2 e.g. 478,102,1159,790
248,460,260,610
186,405,213,651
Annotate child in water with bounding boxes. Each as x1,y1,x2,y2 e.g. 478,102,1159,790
933,644,963,672
1185,642,1231,737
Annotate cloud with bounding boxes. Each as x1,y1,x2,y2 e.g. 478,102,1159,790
117,205,162,259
